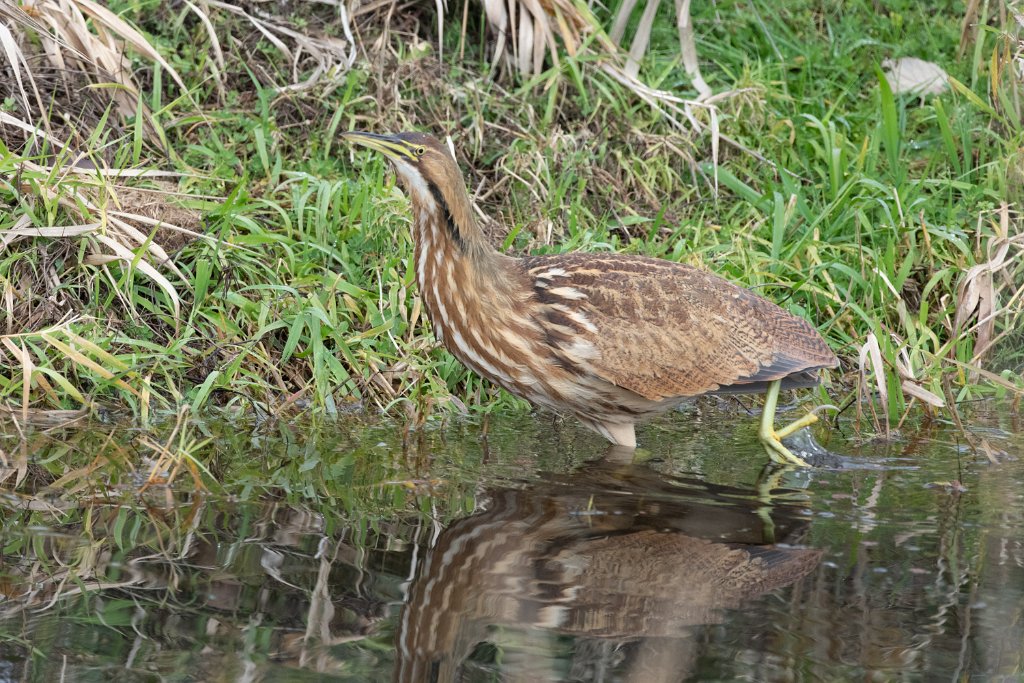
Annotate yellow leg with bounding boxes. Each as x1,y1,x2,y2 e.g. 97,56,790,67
776,411,820,439
758,380,813,467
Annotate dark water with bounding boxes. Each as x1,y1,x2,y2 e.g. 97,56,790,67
1,405,1022,682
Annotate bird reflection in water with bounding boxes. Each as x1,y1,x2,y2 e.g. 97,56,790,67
395,449,822,682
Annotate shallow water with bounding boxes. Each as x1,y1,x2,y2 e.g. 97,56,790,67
0,405,1022,682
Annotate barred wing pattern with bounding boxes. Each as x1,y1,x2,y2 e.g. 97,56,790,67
525,253,837,402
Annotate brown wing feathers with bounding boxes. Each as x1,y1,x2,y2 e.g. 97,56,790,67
523,253,837,402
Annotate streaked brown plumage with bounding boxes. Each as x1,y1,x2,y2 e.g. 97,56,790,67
395,461,822,680
343,131,838,465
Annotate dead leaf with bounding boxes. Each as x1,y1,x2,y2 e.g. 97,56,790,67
882,57,949,96
924,480,968,493
901,380,945,408
857,332,890,436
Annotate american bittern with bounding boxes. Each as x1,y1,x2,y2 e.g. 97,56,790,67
344,131,838,466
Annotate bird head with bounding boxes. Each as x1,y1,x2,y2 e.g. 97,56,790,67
343,131,485,251
342,131,461,207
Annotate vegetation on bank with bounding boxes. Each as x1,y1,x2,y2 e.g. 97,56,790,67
0,0,1021,449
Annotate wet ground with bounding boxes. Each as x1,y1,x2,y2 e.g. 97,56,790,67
0,404,1022,682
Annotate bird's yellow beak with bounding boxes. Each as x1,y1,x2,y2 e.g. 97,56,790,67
342,131,417,161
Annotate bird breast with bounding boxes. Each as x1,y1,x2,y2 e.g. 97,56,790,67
412,223,617,414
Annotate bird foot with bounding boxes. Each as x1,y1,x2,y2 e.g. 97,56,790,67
774,412,820,439
759,426,813,467
758,380,826,468
762,413,819,466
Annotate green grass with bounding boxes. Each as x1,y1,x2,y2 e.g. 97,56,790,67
0,0,1020,441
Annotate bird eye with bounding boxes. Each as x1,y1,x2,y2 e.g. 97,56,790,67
414,146,426,157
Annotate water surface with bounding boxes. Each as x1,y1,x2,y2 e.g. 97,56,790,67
1,406,1021,681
